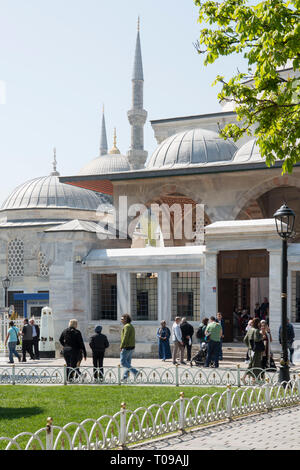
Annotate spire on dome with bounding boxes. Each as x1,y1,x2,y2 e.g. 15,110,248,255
51,147,60,176
100,105,108,156
132,17,144,81
109,128,121,155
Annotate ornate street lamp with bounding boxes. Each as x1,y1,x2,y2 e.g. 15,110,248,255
273,203,296,384
2,276,11,308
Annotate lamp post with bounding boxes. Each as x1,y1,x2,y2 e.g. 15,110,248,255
2,277,11,308
273,203,296,384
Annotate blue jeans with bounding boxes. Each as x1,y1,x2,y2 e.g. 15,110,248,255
205,340,220,368
219,338,223,360
120,349,138,379
8,342,20,363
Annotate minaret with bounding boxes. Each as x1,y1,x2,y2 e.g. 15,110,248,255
127,17,148,169
100,105,108,156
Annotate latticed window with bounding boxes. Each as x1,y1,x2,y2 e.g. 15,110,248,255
171,272,200,321
7,239,24,278
131,273,158,321
91,274,117,320
39,252,49,277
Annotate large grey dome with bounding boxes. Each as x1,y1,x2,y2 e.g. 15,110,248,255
145,129,237,169
1,174,102,211
232,139,263,163
78,153,130,176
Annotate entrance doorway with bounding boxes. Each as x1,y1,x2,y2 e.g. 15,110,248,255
218,250,269,342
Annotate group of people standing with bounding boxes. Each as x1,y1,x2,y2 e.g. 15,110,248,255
242,316,295,383
233,298,270,340
157,313,225,368
4,318,40,363
157,317,195,364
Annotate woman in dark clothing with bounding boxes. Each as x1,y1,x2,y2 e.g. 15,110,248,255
157,320,172,361
59,319,87,381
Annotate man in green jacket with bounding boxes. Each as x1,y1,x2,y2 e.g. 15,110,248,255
120,314,139,381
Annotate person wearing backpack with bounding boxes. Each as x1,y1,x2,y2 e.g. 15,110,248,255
4,321,21,364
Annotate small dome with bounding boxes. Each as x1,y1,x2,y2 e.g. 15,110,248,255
77,153,130,176
232,139,263,163
145,129,237,169
1,174,102,211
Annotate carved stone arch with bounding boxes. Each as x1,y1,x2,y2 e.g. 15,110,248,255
232,174,300,220
140,192,211,246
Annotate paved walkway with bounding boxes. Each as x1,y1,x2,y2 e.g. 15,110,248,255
0,355,245,368
134,405,300,450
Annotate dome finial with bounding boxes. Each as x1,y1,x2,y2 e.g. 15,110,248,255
51,147,60,176
137,16,140,32
109,128,121,155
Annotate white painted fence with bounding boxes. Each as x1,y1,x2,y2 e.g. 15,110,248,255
1,379,299,450
1,364,298,386
0,318,41,351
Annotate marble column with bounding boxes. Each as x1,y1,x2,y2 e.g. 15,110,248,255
158,271,171,324
268,249,282,345
204,251,218,317
117,271,130,321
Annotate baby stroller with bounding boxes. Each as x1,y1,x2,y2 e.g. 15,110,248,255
192,342,207,366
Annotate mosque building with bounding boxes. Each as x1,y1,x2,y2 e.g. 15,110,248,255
1,21,300,355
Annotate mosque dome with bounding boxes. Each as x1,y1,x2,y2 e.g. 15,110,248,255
77,128,131,176
145,129,237,169
1,154,102,212
232,139,263,164
77,154,130,176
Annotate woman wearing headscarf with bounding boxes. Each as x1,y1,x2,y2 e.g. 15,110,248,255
157,320,172,362
89,325,109,381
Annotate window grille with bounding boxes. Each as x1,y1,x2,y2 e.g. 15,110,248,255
39,252,49,277
131,273,158,321
171,272,200,321
91,274,117,320
8,291,24,317
7,239,24,278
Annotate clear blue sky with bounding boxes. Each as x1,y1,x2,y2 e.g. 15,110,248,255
0,0,245,205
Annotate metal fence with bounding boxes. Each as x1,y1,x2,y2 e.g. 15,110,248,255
0,318,41,351
0,364,299,387
1,379,300,450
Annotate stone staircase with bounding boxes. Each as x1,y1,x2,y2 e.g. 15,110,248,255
222,343,281,363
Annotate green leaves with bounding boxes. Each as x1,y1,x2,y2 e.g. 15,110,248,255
194,0,300,172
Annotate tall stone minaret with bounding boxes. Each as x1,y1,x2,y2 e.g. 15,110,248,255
99,105,108,156
127,18,148,169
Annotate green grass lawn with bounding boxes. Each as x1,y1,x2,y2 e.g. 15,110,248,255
0,385,224,442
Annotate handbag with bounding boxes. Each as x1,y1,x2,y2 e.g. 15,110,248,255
253,340,265,352
13,327,20,346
